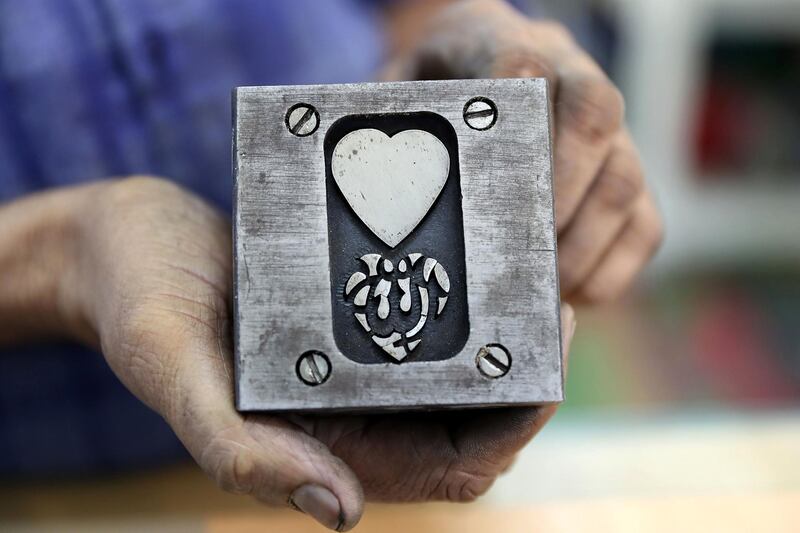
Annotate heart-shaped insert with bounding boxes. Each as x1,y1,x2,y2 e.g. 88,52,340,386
331,128,449,247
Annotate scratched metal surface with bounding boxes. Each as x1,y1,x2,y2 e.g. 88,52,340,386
233,78,562,412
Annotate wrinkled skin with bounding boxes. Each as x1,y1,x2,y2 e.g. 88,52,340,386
66,1,661,530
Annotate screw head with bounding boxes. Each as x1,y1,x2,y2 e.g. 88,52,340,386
285,103,320,137
476,344,511,378
296,350,331,386
463,97,498,131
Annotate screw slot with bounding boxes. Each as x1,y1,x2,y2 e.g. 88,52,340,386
463,97,498,131
296,350,331,386
285,103,320,137
476,344,511,378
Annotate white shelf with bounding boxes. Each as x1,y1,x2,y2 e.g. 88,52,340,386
611,0,800,274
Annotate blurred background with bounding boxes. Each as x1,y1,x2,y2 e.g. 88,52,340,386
547,0,800,430
1,0,799,531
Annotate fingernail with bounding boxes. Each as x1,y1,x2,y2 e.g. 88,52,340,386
290,484,344,531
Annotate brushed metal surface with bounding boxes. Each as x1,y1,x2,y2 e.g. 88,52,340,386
233,78,562,412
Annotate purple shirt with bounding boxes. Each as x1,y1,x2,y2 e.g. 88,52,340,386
0,0,383,475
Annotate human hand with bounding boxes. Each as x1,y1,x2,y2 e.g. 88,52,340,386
66,177,576,530
388,0,663,302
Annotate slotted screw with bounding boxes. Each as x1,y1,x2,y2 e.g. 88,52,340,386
296,351,331,386
285,103,320,137
463,97,498,130
476,344,511,378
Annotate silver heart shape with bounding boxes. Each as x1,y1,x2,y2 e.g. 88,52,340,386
331,128,449,247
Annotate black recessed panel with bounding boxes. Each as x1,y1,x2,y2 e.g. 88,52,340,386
324,112,469,364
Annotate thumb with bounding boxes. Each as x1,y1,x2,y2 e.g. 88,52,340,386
106,312,364,531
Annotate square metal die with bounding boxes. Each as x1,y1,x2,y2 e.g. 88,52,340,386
233,78,563,412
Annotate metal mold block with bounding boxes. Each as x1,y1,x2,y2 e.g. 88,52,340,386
233,78,563,412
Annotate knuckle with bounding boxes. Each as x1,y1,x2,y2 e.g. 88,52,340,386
202,434,257,495
581,283,617,304
629,198,664,255
491,48,556,80
120,174,167,190
562,76,625,142
226,452,258,495
105,176,172,205
595,149,644,209
427,458,498,503
577,261,629,305
445,469,494,502
98,177,178,228
537,21,573,43
102,177,196,228
644,210,665,253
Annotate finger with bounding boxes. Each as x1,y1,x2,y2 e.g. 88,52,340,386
106,304,364,531
553,53,625,231
574,192,663,303
558,130,644,295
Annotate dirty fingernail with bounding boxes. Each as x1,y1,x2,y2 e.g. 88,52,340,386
290,484,344,531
